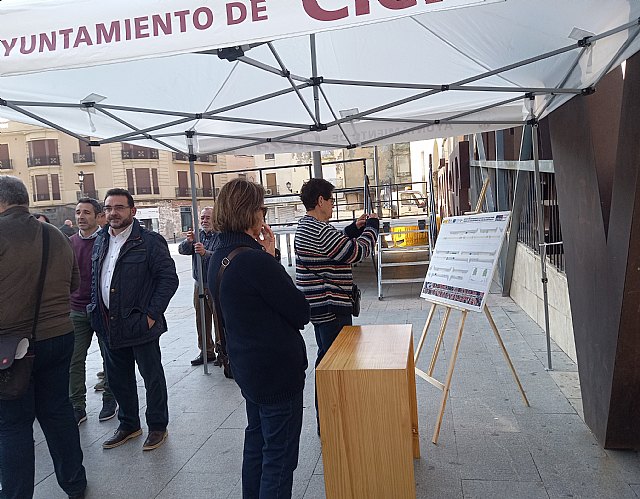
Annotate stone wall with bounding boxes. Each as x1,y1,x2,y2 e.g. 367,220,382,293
509,242,576,361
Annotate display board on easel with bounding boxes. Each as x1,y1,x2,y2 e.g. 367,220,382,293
420,211,511,312
414,210,529,444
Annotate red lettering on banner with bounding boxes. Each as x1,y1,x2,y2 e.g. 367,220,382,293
302,0,348,21
251,0,268,21
304,0,434,21
152,14,172,36
20,35,37,55
96,22,121,44
39,32,56,53
134,16,150,39
193,7,214,30
73,26,94,48
1,38,17,57
355,0,370,16
124,18,132,40
59,28,73,49
380,0,416,8
174,10,190,32
227,2,247,25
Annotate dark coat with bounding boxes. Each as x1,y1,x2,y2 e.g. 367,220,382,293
88,219,179,349
209,232,310,405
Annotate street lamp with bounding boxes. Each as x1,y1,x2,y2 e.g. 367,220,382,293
77,170,85,198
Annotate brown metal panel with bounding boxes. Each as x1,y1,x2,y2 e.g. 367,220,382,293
548,55,640,449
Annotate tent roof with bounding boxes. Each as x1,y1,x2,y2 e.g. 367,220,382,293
1,0,639,155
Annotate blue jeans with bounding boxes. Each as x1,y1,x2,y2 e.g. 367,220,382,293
313,314,352,430
242,392,303,499
0,332,87,499
313,314,353,370
102,338,168,432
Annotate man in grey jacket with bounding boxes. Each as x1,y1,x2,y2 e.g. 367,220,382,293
178,206,219,366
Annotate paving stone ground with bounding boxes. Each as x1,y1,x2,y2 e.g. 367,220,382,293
33,242,640,498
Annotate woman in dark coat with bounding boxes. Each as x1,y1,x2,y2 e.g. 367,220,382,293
208,178,310,499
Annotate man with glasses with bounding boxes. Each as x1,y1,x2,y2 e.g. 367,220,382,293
178,207,220,366
89,188,178,451
294,178,378,433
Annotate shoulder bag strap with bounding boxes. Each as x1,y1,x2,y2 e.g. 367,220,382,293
213,246,251,349
31,226,50,341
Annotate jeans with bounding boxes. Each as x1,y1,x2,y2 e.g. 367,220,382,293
313,314,352,430
0,332,87,499
242,392,303,499
69,310,114,410
193,285,216,356
102,338,168,432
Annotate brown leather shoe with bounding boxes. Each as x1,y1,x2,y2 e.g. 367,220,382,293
102,428,142,449
143,430,168,451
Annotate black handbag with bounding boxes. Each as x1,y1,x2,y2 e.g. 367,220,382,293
351,283,361,318
0,226,49,400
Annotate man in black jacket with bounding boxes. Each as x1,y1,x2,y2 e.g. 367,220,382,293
89,188,178,451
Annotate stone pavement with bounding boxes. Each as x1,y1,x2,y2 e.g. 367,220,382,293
33,243,640,498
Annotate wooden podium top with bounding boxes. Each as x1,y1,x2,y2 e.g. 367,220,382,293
317,325,413,371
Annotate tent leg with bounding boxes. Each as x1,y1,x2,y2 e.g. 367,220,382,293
187,133,210,375
531,121,553,371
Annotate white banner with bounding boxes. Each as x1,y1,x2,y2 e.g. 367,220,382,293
0,0,500,76
420,211,510,312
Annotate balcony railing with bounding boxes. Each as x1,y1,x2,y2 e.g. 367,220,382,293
121,149,159,160
172,152,218,163
73,152,96,164
175,187,205,198
136,186,153,195
28,155,60,167
0,158,12,169
77,190,99,200
202,187,213,197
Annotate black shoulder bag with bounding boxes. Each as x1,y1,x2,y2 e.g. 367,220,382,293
0,226,49,399
212,246,251,379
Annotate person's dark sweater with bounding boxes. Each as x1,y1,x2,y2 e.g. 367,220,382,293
69,232,98,312
208,231,310,405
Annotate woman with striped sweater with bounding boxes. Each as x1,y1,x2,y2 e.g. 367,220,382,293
294,178,379,430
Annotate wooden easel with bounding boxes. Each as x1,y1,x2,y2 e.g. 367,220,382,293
414,301,529,444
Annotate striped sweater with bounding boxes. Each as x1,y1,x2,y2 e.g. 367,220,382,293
294,214,379,323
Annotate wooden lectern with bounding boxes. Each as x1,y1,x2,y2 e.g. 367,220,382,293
316,325,420,499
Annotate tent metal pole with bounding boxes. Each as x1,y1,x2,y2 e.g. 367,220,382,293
531,120,553,371
187,132,210,375
312,151,322,178
374,146,382,218
310,34,323,180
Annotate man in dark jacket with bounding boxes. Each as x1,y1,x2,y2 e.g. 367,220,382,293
89,188,178,451
0,175,87,499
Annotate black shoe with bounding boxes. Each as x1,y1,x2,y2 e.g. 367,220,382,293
213,356,223,367
68,489,86,499
190,353,215,366
96,370,105,379
74,409,87,426
102,428,142,449
99,399,118,422
143,430,168,451
94,380,105,391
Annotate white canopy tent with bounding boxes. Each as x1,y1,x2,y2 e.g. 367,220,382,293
2,0,640,371
0,0,639,156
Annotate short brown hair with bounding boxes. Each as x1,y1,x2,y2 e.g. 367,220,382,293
213,179,264,233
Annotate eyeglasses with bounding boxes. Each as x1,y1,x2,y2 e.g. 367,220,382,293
103,205,130,213
261,206,268,218
324,197,335,204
